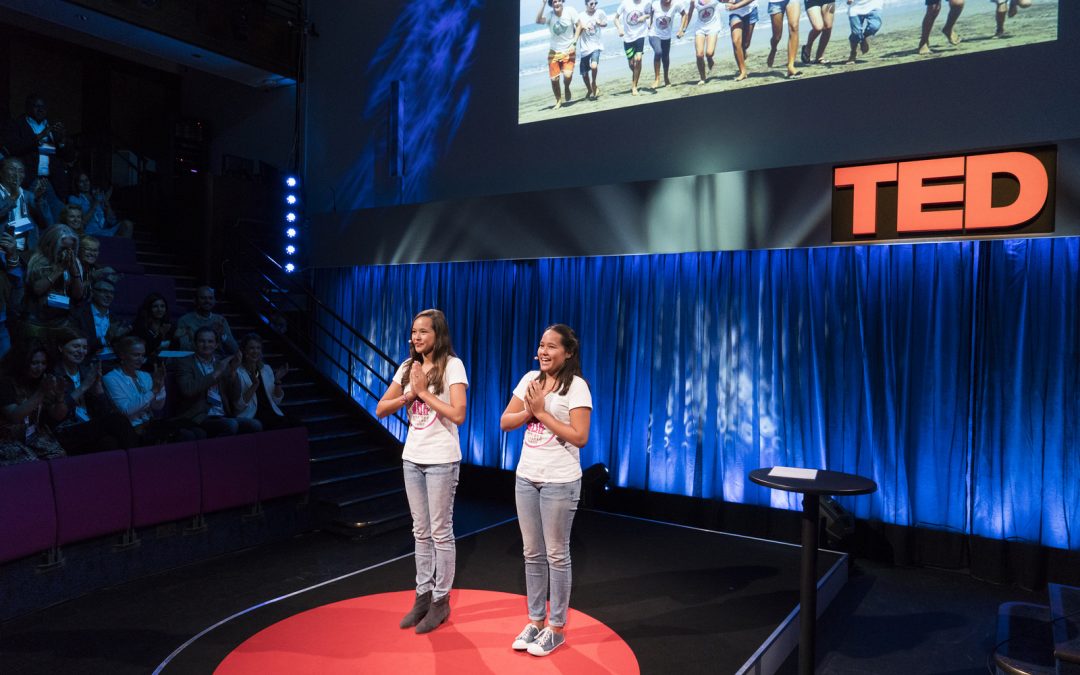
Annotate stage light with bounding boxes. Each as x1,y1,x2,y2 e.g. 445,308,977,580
285,212,297,223
285,176,298,188
285,194,298,206
284,263,296,273
285,245,296,255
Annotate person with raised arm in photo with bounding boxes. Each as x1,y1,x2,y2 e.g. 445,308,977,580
649,0,687,88
919,0,964,55
766,0,803,78
845,0,883,64
802,0,836,65
614,0,653,96
726,0,761,81
679,0,724,85
501,324,592,657
376,309,468,635
537,0,583,110
577,0,609,100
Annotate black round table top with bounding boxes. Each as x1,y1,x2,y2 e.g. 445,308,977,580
749,468,878,496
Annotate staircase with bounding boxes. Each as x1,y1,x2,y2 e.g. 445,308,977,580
992,583,1080,675
129,229,411,538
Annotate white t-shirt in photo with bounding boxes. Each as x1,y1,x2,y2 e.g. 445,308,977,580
396,356,468,464
547,6,581,53
689,0,722,29
650,1,685,39
848,0,883,16
728,0,759,19
578,9,608,55
617,0,653,41
513,371,593,484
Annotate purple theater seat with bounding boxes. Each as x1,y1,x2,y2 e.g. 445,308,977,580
197,434,259,514
128,442,201,528
256,427,310,501
113,274,177,317
49,451,132,546
0,461,57,564
96,236,143,274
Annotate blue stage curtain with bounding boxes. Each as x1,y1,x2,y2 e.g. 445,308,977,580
315,237,1079,549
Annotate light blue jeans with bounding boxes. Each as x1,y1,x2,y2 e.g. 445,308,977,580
403,460,459,600
849,9,882,45
515,476,581,627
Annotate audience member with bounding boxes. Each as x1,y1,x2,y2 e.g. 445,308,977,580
174,326,259,437
0,232,25,359
51,326,138,454
103,335,202,444
0,339,67,465
2,95,74,220
176,286,238,354
130,292,176,366
57,203,85,234
21,224,84,343
1,157,44,250
72,278,128,357
68,172,132,238
232,333,297,431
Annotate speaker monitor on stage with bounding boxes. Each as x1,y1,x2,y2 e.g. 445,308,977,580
820,495,855,545
580,463,609,508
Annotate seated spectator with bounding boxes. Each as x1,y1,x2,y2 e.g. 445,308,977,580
57,203,84,235
72,277,128,357
174,326,260,437
130,292,176,366
20,224,84,344
175,286,238,355
0,339,67,465
51,326,138,454
232,333,298,431
68,173,132,238
103,336,202,444
0,231,24,360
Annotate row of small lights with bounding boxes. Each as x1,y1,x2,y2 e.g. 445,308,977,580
284,175,299,273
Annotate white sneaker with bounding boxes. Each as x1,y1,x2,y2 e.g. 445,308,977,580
526,626,565,656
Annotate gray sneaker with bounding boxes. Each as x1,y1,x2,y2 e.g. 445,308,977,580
511,623,541,651
526,627,565,656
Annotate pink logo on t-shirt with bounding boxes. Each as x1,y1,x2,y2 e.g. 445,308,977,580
699,7,715,21
656,16,671,30
409,400,438,430
524,420,556,448
628,11,646,25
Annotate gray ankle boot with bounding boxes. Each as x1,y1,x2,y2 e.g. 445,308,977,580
399,591,432,629
415,594,450,634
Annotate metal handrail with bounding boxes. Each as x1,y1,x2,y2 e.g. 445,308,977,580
225,221,408,429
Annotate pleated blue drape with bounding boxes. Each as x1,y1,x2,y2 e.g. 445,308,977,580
315,237,1080,550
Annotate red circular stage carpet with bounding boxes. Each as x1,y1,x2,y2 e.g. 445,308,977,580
214,589,639,674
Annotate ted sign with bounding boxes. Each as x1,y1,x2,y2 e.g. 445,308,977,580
832,147,1056,243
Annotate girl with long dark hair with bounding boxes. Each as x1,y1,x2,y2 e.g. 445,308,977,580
500,324,592,657
376,309,468,634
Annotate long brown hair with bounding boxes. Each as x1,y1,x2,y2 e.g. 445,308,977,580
535,324,583,396
399,309,456,395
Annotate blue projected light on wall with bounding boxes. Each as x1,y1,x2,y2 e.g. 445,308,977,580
518,0,1059,124
317,237,1080,550
335,0,484,209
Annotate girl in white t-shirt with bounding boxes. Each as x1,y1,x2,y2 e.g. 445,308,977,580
376,309,468,635
679,0,724,84
500,324,592,657
537,0,583,110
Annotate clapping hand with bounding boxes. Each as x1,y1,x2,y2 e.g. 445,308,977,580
273,362,288,384
524,379,546,418
0,233,17,258
151,362,166,393
41,373,63,401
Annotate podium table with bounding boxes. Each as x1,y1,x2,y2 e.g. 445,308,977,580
749,468,877,675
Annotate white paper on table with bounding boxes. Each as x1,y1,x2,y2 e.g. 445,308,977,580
769,466,818,480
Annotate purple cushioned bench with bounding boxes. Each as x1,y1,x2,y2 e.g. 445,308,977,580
49,451,132,546
96,236,144,274
128,442,201,528
0,461,57,564
256,427,310,501
198,435,259,514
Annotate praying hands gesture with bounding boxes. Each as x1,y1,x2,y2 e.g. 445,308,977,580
408,361,427,400
523,379,547,418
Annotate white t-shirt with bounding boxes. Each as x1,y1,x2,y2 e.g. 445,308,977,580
617,0,653,41
547,6,580,53
848,0,882,16
689,0,722,29
513,371,592,484
728,0,759,19
578,9,608,55
396,356,468,464
649,1,684,39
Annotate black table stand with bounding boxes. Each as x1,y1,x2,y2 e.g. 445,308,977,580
750,468,877,675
